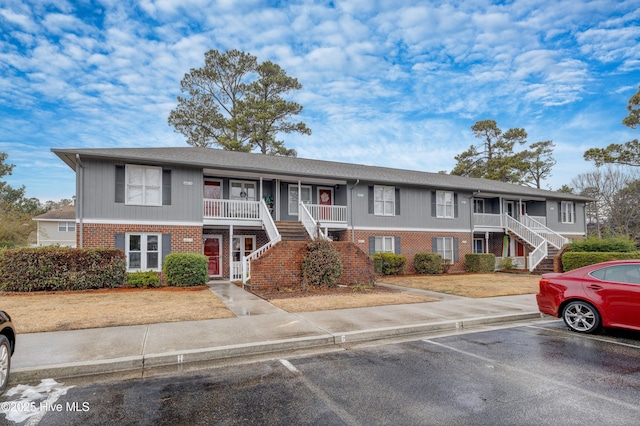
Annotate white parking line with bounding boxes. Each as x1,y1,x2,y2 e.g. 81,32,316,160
525,324,640,349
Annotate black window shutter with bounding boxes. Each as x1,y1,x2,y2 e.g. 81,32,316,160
162,234,171,263
454,193,459,218
368,186,374,214
115,165,125,203
115,233,125,251
369,236,376,255
395,188,400,216
432,237,438,253
453,237,459,262
162,169,172,205
431,191,436,217
394,236,401,254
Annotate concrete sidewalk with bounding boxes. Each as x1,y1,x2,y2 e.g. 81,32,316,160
10,282,546,384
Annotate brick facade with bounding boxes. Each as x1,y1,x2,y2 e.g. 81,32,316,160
334,230,473,274
249,241,375,290
79,223,203,253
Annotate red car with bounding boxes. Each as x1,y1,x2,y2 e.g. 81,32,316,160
536,260,640,333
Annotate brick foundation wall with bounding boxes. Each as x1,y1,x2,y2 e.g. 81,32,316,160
249,241,375,290
79,223,203,253
334,230,473,274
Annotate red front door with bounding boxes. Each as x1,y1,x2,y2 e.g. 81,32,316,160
319,188,333,220
204,236,221,276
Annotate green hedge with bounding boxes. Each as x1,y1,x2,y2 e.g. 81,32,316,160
0,247,126,292
465,254,496,273
414,253,443,274
566,236,637,252
372,253,407,275
562,252,640,271
126,271,161,288
163,253,209,287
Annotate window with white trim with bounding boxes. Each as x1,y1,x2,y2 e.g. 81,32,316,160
561,201,574,224
434,237,454,261
126,233,161,271
473,238,484,254
374,236,394,253
58,221,75,232
374,185,395,216
436,191,454,218
288,184,312,216
126,165,162,206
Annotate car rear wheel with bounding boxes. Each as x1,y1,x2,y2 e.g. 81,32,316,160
562,301,601,333
0,335,10,394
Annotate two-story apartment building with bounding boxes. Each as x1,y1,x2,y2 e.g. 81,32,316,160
53,147,590,283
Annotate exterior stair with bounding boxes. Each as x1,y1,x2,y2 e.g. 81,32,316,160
533,245,558,274
274,221,310,241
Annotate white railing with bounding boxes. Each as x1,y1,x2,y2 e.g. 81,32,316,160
306,204,347,223
504,214,548,271
521,215,568,250
474,213,503,227
204,199,260,220
242,200,282,285
299,202,329,240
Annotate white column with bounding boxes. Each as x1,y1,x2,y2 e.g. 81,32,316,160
229,224,234,280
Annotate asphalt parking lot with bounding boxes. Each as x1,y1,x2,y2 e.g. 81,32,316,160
3,320,640,425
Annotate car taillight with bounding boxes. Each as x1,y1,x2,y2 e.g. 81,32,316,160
539,278,550,290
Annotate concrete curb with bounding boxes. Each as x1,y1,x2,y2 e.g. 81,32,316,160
10,312,543,383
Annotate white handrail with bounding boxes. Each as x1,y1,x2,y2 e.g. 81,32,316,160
305,204,347,223
299,202,329,240
521,215,568,249
504,214,547,271
241,200,282,285
204,199,260,219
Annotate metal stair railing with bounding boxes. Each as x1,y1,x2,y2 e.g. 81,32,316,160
242,200,281,285
504,214,548,271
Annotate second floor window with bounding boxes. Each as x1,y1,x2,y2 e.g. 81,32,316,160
561,201,574,224
436,191,454,218
374,185,395,216
126,165,162,206
473,199,485,213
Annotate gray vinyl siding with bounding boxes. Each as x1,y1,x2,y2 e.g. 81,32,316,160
350,182,471,230
80,159,203,222
545,200,586,234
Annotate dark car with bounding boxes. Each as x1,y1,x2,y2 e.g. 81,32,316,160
536,260,640,333
1,310,15,394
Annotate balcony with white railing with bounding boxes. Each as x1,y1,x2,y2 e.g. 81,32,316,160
305,204,347,225
203,199,261,222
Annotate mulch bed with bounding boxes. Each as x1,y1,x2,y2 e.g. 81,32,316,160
1,285,210,296
250,284,400,300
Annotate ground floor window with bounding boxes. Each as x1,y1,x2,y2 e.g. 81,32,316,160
434,237,454,261
374,236,394,253
126,233,161,271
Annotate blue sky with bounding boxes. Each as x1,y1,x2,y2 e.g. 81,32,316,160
1,0,639,202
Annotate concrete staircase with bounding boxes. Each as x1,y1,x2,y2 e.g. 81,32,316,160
274,221,310,241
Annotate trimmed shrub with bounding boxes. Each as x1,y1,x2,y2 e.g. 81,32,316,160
414,253,443,274
126,271,161,288
498,257,517,270
0,247,126,292
566,236,637,253
371,253,407,275
301,239,343,289
465,254,496,273
163,253,209,287
562,251,640,271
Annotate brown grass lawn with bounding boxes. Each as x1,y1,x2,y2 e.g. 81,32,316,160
379,273,541,298
266,289,438,313
1,287,234,334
